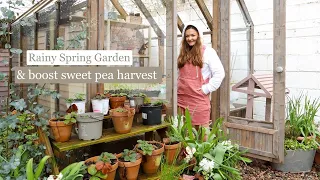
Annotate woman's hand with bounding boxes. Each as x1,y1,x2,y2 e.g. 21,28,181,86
196,88,207,96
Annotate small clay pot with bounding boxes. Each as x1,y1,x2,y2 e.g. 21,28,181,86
117,153,142,180
85,156,118,180
110,96,126,109
111,108,135,134
135,141,164,174
49,118,74,142
163,138,181,165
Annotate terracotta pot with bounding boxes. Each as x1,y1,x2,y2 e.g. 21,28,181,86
110,96,126,109
314,147,320,165
297,136,314,141
117,153,142,180
85,156,118,180
163,138,181,165
110,108,135,134
136,141,164,174
49,118,73,142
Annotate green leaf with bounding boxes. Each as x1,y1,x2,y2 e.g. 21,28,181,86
88,164,97,175
213,173,223,180
26,158,34,180
34,155,51,179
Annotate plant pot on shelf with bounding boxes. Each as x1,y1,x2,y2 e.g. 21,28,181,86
85,156,118,180
129,96,144,113
163,138,181,165
75,112,104,140
271,149,316,172
49,118,74,142
110,107,135,134
92,98,110,115
140,104,162,125
314,147,320,165
117,152,142,180
135,141,164,174
66,100,86,114
110,96,126,109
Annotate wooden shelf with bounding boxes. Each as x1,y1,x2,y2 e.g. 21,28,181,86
51,122,170,152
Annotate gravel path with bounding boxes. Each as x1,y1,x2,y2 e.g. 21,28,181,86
239,159,320,180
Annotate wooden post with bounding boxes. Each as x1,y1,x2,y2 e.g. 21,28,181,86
219,0,230,126
195,0,213,30
273,0,286,163
54,1,60,112
245,78,254,119
166,0,177,116
211,0,220,122
86,0,104,111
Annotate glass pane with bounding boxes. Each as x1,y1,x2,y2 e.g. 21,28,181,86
103,0,170,101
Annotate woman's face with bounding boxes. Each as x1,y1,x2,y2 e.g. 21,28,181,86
185,28,199,47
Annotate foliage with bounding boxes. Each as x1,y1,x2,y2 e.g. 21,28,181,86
110,93,127,97
120,149,138,162
93,93,108,100
166,114,186,144
53,161,86,180
65,93,86,103
87,152,117,178
98,152,116,164
63,112,77,125
0,84,60,178
26,155,51,180
175,108,251,180
158,158,189,180
284,138,318,151
114,107,128,113
136,140,154,156
285,93,320,140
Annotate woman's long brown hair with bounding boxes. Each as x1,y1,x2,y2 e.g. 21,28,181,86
178,25,203,69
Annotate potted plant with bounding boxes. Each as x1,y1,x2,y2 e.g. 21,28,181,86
128,93,146,113
135,140,164,174
140,98,163,125
109,93,127,109
85,152,119,180
109,107,135,134
176,108,251,179
272,94,320,172
49,112,77,142
117,149,142,180
163,115,184,165
92,93,110,115
66,93,86,114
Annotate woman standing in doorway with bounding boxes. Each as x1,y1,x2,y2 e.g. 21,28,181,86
177,22,225,129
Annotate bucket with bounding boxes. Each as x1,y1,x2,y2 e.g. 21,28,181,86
272,149,316,172
76,112,104,140
66,101,86,114
91,99,109,115
140,105,162,125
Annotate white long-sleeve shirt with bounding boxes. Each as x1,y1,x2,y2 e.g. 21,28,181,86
200,47,225,95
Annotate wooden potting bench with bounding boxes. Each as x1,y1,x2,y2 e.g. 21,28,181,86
43,114,170,176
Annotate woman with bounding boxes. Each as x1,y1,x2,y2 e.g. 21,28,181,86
177,23,225,129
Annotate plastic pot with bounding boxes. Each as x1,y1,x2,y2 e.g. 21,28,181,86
76,113,104,140
66,100,86,114
140,105,162,125
91,99,109,115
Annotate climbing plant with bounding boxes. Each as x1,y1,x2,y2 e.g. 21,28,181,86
0,1,61,179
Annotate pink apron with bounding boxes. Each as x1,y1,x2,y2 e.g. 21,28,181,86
177,46,210,125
